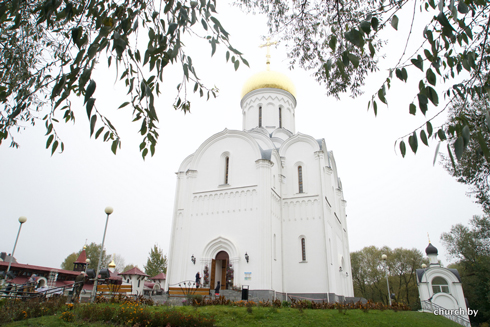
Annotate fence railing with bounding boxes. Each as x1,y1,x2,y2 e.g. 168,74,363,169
421,300,471,327
0,281,82,301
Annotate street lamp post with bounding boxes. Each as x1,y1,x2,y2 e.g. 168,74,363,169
91,207,113,302
4,217,27,285
381,254,392,306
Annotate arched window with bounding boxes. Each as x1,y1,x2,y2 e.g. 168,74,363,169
301,237,306,261
224,156,230,184
279,107,282,128
259,106,262,127
298,166,304,193
432,277,449,293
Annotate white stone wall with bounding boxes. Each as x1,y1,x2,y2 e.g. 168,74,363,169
167,86,353,298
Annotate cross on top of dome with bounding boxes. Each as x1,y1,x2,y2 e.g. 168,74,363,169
259,37,278,69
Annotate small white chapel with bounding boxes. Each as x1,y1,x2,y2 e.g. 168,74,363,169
166,44,354,301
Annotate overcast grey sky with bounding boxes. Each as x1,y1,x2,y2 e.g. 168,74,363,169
0,3,483,271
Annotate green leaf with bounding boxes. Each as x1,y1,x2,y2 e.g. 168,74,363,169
458,1,469,14
409,131,418,153
378,85,387,104
168,23,178,35
409,103,416,115
86,98,95,118
437,129,447,141
417,93,428,115
90,115,97,137
329,35,337,51
426,86,439,106
360,21,371,35
118,102,130,109
462,125,470,147
411,55,424,71
485,111,490,131
420,130,429,146
344,29,364,48
447,144,457,172
369,42,375,57
394,68,403,81
477,131,490,163
347,54,360,68
111,139,119,155
391,15,399,30
234,60,239,71
426,68,436,86
433,142,441,166
46,134,54,149
95,127,104,139
427,121,433,137
371,17,379,30
226,51,230,62
400,140,406,157
84,80,96,104
51,140,59,156
211,39,216,56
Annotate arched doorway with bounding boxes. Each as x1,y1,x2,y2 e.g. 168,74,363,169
211,251,233,290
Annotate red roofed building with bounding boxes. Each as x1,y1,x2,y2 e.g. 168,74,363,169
150,272,166,295
73,248,88,272
119,267,149,295
0,261,91,292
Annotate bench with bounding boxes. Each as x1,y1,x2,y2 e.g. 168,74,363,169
96,284,132,296
168,287,210,297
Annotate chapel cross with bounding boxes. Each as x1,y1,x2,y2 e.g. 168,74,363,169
427,232,430,243
259,37,278,68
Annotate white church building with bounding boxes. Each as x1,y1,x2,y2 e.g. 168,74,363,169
166,56,354,301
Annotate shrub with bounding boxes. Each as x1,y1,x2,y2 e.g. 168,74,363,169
187,294,204,306
0,296,67,324
60,311,75,322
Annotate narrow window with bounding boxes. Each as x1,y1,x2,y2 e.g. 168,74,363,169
138,280,141,288
301,238,306,261
224,156,230,184
279,107,282,128
259,106,262,127
298,166,304,193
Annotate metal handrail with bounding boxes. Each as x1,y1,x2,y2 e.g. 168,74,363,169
421,300,471,327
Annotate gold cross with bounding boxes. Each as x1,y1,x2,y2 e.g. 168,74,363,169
259,37,278,68
427,232,431,243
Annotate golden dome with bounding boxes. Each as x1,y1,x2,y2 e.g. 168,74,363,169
241,69,296,98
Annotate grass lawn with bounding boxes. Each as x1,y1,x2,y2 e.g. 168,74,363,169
4,305,462,327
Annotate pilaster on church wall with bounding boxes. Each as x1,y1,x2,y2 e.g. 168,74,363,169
314,150,332,295
255,159,274,289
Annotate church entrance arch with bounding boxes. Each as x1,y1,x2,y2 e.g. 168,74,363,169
211,251,232,290
202,236,238,290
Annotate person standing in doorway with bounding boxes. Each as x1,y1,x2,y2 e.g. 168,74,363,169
214,281,220,297
195,272,201,288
